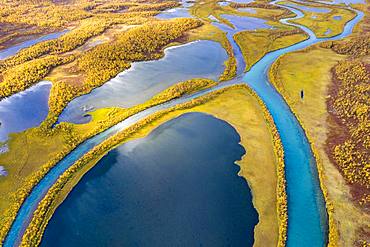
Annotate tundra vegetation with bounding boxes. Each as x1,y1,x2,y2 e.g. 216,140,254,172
0,0,367,245
269,5,370,244
0,4,197,100
278,0,357,38
234,26,308,71
0,78,219,242
19,85,287,247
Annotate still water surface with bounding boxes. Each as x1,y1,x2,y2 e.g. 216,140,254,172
59,41,227,124
0,81,51,142
41,113,259,246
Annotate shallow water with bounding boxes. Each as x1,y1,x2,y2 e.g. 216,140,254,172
212,14,271,75
243,4,362,246
232,0,255,3
0,166,7,176
0,81,51,142
283,3,331,13
41,113,258,246
238,7,257,13
218,1,230,6
58,40,227,124
324,28,332,35
0,31,67,60
329,0,365,4
219,14,271,30
156,0,193,18
3,2,363,247
156,7,191,19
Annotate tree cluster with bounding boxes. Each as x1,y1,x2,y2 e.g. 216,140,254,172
0,55,73,98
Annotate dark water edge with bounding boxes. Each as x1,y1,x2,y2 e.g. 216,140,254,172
0,81,51,142
41,112,259,247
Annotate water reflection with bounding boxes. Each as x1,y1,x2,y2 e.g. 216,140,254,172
0,81,51,142
59,41,227,124
41,113,259,247
0,31,68,60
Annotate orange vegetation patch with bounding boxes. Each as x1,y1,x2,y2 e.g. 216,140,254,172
326,60,370,211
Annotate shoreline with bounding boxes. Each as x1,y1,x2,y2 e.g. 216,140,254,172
268,43,370,246
20,85,287,247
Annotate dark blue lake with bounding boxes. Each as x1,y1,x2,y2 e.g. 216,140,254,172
41,112,259,247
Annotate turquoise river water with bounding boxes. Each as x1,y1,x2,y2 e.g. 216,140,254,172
2,1,363,246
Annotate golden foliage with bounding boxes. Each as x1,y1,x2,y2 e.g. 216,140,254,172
43,18,202,127
329,60,370,193
0,55,73,98
126,1,180,12
321,34,370,56
0,78,217,244
76,18,202,88
0,2,91,28
19,84,288,247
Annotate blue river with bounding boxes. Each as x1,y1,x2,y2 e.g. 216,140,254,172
2,1,363,246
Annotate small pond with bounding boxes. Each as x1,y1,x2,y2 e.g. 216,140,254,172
156,7,191,19
0,30,68,60
333,15,342,20
218,14,271,31
324,28,332,35
0,81,51,142
283,3,331,13
238,7,257,14
218,1,230,6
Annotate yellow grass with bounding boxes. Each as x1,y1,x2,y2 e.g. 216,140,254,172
0,78,216,232
190,0,290,24
42,86,282,247
234,29,308,71
0,129,66,216
269,45,370,246
280,1,357,38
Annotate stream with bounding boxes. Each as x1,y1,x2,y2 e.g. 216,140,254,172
2,1,363,246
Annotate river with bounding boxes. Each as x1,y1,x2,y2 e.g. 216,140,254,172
2,1,363,246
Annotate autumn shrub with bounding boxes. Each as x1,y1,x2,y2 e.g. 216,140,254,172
329,60,369,195
20,84,288,247
44,18,203,127
0,55,73,99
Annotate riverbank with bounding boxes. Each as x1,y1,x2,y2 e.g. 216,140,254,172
269,44,370,246
20,85,287,247
279,0,357,38
0,78,218,243
234,26,308,71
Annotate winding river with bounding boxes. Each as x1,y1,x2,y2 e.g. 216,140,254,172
3,1,363,246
